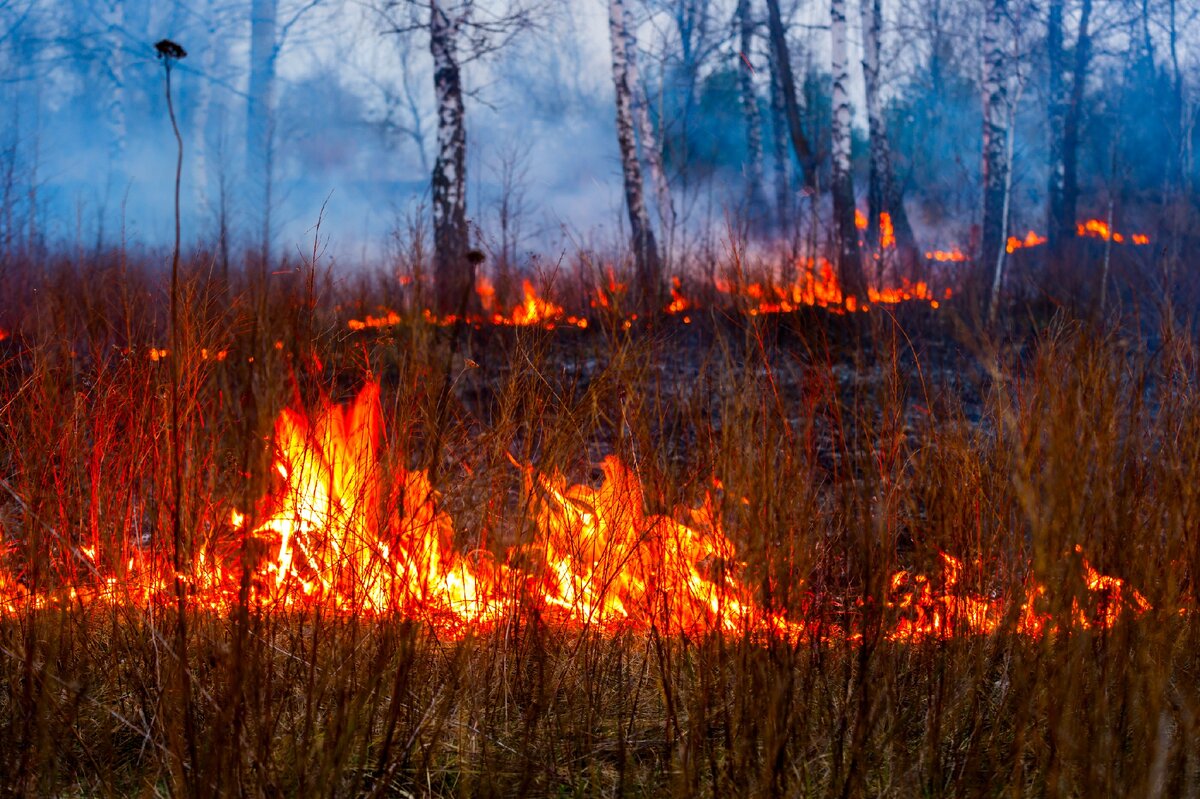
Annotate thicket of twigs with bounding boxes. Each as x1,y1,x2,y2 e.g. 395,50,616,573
0,244,1197,797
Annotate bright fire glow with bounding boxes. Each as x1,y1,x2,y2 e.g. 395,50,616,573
0,384,1159,642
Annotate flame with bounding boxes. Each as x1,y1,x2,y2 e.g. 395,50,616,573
715,258,941,315
0,384,1161,642
855,209,868,230
1007,230,1047,253
665,276,690,314
233,383,505,624
880,212,895,249
1076,218,1150,245
925,248,969,263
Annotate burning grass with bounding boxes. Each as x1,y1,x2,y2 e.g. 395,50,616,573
0,251,1197,795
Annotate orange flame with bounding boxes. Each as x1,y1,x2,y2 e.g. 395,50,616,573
0,384,1161,641
880,212,895,249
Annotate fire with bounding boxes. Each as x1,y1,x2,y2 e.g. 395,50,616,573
1075,218,1150,245
1007,230,1047,253
880,212,895,249
233,382,505,624
855,209,868,230
925,248,969,263
715,258,943,315
0,383,1160,642
523,457,780,633
665,276,690,314
348,310,402,331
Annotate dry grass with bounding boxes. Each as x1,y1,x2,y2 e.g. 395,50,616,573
0,246,1197,797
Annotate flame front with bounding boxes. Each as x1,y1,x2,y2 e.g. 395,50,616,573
0,384,1162,642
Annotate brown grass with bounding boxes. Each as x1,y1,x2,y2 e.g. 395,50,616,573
0,246,1197,797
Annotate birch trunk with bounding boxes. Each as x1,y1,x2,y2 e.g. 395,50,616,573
830,0,864,298
623,4,674,248
860,0,918,277
764,0,819,191
609,0,661,306
736,0,768,232
246,0,277,270
980,0,1009,298
430,0,474,316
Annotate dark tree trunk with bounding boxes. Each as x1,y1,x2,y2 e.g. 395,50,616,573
609,0,662,307
764,0,819,191
860,0,918,277
768,33,793,234
247,0,277,272
736,0,768,233
430,1,475,317
1061,0,1092,247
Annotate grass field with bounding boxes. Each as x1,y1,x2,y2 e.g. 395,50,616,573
0,248,1197,796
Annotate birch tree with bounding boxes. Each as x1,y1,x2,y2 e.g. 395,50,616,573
830,0,864,297
609,0,661,305
979,0,1009,298
623,2,674,249
736,0,768,231
384,0,535,316
428,1,471,314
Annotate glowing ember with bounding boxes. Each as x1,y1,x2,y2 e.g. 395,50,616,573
925,248,969,263
665,276,690,314
348,310,402,331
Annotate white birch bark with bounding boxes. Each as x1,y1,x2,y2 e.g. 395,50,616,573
609,0,661,304
622,3,674,246
430,0,472,314
980,0,1009,296
830,0,864,296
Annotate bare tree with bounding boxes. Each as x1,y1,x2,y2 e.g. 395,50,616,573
609,0,661,305
830,0,864,296
100,0,125,171
767,41,793,233
764,0,819,191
